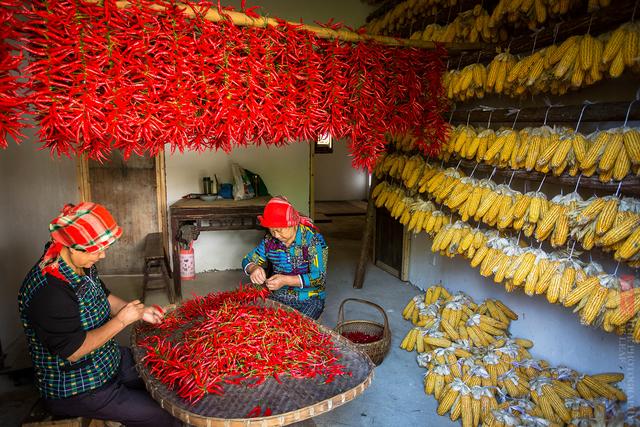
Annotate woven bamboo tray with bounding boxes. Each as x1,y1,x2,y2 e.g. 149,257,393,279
130,299,375,426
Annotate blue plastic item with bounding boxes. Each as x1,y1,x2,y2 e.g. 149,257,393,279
219,183,233,199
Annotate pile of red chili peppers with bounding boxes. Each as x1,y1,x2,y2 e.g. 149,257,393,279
1,0,448,170
136,286,349,404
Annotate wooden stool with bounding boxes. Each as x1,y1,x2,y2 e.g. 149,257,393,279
142,233,175,304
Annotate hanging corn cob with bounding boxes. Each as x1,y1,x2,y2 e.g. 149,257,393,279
365,0,457,36
443,21,640,101
400,284,632,426
410,5,506,44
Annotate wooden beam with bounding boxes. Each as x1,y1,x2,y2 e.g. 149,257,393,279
87,0,488,51
449,101,640,126
354,175,379,289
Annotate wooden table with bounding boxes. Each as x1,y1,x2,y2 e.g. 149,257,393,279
169,196,270,300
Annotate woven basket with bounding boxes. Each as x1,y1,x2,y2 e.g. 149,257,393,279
131,299,375,426
334,298,391,366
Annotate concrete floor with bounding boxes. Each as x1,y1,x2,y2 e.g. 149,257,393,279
1,215,455,427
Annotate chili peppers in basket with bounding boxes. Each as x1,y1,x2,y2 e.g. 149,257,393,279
136,285,349,404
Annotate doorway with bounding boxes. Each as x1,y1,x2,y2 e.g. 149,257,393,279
76,152,168,275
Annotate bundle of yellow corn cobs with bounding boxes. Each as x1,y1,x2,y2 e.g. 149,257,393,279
490,0,603,30
400,285,633,426
444,21,640,100
430,221,640,340
373,154,640,265
410,5,507,44
372,181,452,234
440,125,640,182
365,0,456,36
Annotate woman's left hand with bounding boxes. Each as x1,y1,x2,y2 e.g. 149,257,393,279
265,274,297,291
142,305,164,324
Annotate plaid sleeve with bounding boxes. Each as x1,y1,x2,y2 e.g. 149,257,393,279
242,238,269,272
300,232,328,288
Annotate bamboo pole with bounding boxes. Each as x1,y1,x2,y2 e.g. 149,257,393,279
103,0,488,51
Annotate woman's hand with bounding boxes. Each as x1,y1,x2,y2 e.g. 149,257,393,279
249,264,267,285
142,305,164,324
265,274,299,291
115,300,145,327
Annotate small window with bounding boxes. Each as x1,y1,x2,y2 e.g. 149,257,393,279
315,133,333,154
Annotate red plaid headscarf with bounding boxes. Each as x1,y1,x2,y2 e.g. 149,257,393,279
39,203,122,280
258,196,317,230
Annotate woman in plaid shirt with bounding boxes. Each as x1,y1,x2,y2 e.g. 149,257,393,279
242,197,328,319
18,203,179,426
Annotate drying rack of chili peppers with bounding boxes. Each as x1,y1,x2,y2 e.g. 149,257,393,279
131,286,375,426
1,0,448,170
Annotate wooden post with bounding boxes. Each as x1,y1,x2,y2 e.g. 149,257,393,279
353,175,379,289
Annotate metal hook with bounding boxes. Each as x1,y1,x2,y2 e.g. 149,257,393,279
508,170,516,187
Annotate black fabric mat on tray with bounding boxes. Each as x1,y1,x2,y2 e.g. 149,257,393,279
130,301,375,420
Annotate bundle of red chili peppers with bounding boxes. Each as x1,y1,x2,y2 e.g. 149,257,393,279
136,286,349,404
0,0,26,148
3,0,449,169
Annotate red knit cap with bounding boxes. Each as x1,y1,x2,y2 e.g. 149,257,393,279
39,202,122,280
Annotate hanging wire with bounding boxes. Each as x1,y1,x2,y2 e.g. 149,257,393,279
489,166,497,181
573,174,582,193
614,261,621,276
506,108,521,129
543,99,564,126
536,174,546,192
457,52,465,71
470,162,480,178
575,100,596,133
552,22,561,45
531,28,543,54
633,0,639,22
615,180,623,197
623,88,640,126
466,108,476,127
455,159,463,170
568,240,577,259
449,107,456,124
586,15,594,35
507,170,516,187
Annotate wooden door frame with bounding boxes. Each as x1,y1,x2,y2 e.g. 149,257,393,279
372,209,411,281
76,152,170,260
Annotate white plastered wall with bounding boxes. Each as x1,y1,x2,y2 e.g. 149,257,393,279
0,131,78,355
314,139,369,201
165,143,310,272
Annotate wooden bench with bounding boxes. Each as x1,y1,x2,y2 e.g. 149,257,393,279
142,233,175,304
